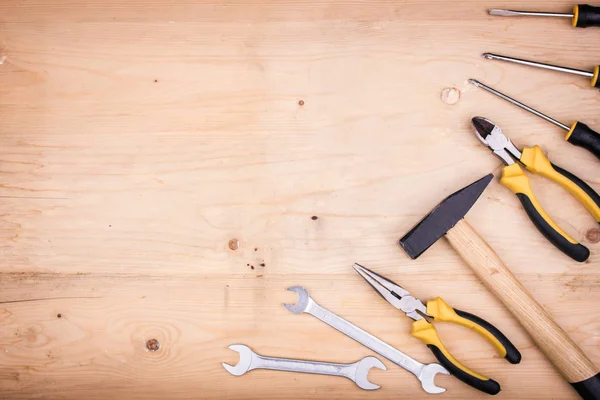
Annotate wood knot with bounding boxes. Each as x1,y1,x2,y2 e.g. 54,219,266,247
440,87,460,105
146,339,160,352
228,239,239,250
586,228,600,244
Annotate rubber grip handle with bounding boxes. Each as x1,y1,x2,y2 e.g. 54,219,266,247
566,121,600,160
412,319,501,395
571,372,600,400
500,164,590,262
516,193,590,262
574,4,600,27
428,345,501,395
453,308,522,364
519,146,600,223
550,164,600,223
426,298,521,364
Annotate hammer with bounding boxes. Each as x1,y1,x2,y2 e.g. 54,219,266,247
399,174,599,399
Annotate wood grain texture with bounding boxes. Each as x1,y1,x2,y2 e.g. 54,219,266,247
0,0,598,398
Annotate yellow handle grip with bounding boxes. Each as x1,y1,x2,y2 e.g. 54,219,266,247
426,297,507,357
412,299,518,394
412,319,490,381
500,163,578,244
500,163,591,261
520,146,600,222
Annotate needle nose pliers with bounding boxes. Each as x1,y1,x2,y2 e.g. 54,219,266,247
353,263,521,396
472,116,600,262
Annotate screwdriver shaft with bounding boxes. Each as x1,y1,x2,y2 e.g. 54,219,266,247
482,53,594,78
468,79,570,131
488,9,573,18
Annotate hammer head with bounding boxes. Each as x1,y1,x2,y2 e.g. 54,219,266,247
399,174,493,259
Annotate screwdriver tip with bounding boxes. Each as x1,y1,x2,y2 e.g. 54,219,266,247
488,9,518,16
468,79,482,87
481,53,494,60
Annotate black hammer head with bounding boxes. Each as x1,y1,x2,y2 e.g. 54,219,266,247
399,174,493,259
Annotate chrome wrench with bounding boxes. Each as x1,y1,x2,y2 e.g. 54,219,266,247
223,344,386,390
283,286,449,394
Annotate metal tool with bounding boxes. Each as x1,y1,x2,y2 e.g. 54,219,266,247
469,79,600,159
353,263,521,395
489,9,573,18
398,174,600,400
472,116,600,261
223,344,386,390
482,53,600,88
489,5,600,28
283,286,449,394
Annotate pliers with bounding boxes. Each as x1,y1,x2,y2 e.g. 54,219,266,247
353,263,521,396
472,116,600,262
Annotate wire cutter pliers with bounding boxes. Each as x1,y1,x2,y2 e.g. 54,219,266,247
353,263,521,395
472,116,600,262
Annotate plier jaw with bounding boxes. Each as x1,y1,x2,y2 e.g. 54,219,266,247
352,263,428,321
472,116,522,166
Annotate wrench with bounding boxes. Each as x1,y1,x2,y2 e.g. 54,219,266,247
223,344,386,390
283,286,449,394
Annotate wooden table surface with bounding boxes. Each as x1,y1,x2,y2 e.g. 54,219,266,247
0,0,599,398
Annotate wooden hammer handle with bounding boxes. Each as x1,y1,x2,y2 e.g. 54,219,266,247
446,219,599,397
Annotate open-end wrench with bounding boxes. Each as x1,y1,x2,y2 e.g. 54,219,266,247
223,344,386,390
283,286,449,394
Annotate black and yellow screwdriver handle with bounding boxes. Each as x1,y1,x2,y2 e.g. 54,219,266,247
500,147,600,262
411,298,521,396
565,122,600,160
573,4,600,27
590,66,600,88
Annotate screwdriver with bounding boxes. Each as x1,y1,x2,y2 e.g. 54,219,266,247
489,4,600,28
469,79,600,160
482,53,600,89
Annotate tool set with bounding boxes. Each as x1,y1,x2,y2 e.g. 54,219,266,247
223,5,600,399
283,286,450,394
469,79,600,159
472,116,600,262
398,175,599,399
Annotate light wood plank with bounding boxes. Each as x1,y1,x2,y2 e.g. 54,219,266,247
0,0,598,398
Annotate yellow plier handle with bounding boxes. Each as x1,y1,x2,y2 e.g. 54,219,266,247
521,146,600,222
411,298,521,396
501,146,600,262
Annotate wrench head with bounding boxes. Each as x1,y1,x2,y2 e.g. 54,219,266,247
283,286,310,314
353,356,387,390
222,344,253,376
418,363,450,394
